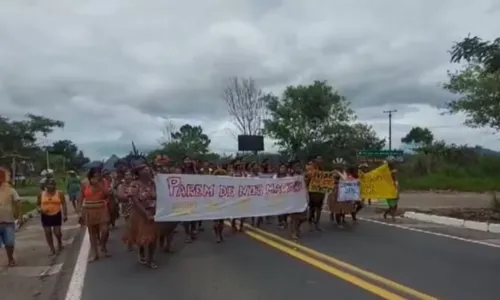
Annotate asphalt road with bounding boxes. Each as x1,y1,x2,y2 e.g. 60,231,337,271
77,211,500,300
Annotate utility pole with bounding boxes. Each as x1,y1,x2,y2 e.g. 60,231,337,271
383,110,397,151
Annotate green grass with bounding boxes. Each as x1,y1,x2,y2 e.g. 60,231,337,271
15,177,67,197
16,185,42,197
21,201,37,214
399,174,500,192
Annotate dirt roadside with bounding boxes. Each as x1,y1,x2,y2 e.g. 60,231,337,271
0,212,84,300
397,191,492,209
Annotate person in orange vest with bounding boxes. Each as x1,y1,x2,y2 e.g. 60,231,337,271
37,178,68,256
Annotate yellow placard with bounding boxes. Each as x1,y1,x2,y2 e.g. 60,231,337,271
359,163,397,199
308,171,335,193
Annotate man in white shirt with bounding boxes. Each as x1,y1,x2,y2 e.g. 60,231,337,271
0,167,21,267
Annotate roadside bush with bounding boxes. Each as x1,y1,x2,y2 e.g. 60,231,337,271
398,143,500,192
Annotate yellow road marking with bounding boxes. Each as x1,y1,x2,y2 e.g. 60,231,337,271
245,223,437,300
242,227,407,300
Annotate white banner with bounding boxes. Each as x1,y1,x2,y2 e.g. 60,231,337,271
338,179,360,202
154,174,308,222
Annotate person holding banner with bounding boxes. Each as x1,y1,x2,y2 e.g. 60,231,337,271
288,160,306,240
358,163,371,205
212,167,229,243
260,159,274,225
230,157,246,232
123,165,159,269
181,156,199,243
383,166,399,222
327,158,347,223
276,163,289,230
327,160,356,228
347,166,363,222
248,162,265,228
305,156,324,231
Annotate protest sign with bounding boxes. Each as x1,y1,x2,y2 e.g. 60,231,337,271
154,174,308,222
338,179,360,202
359,163,397,199
308,171,335,193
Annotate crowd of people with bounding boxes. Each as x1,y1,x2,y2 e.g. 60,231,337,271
0,154,399,269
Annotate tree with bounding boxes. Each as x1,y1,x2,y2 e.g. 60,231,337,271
0,114,64,156
161,124,211,159
50,140,78,157
25,114,64,138
346,123,386,150
449,35,500,74
401,126,434,145
222,77,267,136
0,114,73,173
443,35,500,131
49,140,90,170
263,80,355,156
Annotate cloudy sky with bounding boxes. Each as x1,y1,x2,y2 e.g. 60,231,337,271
1,0,499,159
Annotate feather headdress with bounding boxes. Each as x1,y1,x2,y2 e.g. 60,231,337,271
332,157,345,165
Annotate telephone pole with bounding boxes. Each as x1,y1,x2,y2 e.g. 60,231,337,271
383,110,397,150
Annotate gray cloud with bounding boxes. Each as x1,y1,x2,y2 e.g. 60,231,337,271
1,0,500,159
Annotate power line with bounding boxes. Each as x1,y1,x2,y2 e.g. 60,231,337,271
383,110,397,150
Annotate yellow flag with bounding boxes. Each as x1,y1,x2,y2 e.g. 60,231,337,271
359,163,397,199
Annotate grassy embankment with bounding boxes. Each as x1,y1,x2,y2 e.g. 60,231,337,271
399,175,500,192
397,153,500,192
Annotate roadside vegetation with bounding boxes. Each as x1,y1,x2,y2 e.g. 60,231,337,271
20,201,37,214
398,143,500,192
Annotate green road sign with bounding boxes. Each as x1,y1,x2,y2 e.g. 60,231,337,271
357,150,404,162
357,150,403,157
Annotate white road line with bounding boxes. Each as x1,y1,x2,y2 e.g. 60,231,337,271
320,209,500,249
64,230,89,300
358,217,500,249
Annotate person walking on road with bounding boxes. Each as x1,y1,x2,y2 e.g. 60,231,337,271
306,156,324,231
276,162,289,230
66,170,81,213
116,169,134,251
383,164,399,222
80,167,111,262
123,165,159,269
0,167,21,267
37,178,68,255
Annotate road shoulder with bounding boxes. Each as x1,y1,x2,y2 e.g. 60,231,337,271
0,212,85,300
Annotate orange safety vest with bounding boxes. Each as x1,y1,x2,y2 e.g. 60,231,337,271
41,191,63,215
